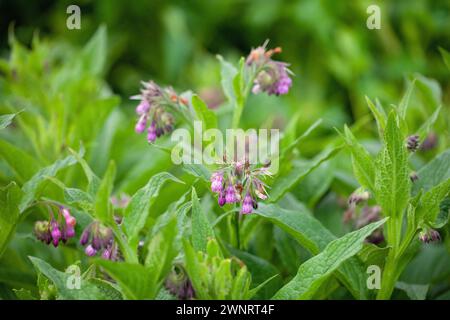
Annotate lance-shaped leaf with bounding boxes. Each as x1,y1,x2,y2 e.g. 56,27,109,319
272,218,387,299
0,113,17,129
339,125,376,193
217,55,238,105
19,152,80,212
123,172,183,250
93,161,116,224
0,139,40,183
191,95,218,130
191,187,214,252
0,182,22,258
412,148,450,195
256,203,370,299
375,111,410,218
365,96,386,136
417,178,450,228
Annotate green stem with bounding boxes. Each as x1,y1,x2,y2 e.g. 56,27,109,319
111,224,138,264
234,211,241,250
377,250,399,300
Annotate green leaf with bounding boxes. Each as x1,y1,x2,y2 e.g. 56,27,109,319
182,163,211,182
191,187,214,252
270,147,341,202
398,79,416,119
68,147,101,195
418,178,450,228
417,105,441,142
191,95,218,130
281,119,322,157
339,125,376,192
413,149,450,195
80,25,107,76
273,218,387,299
94,161,116,224
375,111,410,218
0,182,23,258
0,139,40,183
145,216,178,287
29,256,109,300
395,282,429,300
256,203,370,299
0,113,17,130
123,172,183,250
19,152,79,212
365,96,386,135
228,246,282,299
217,55,238,105
94,260,157,299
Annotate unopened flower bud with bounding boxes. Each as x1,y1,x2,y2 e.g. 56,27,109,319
406,135,420,152
85,244,97,257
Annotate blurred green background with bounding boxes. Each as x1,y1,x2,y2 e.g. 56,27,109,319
2,0,449,125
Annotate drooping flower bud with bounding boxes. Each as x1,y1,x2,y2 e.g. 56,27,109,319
419,228,441,243
80,227,91,246
136,100,150,115
147,122,157,143
241,193,254,214
225,183,238,204
135,114,148,133
85,244,97,257
218,191,226,207
210,172,224,193
406,135,420,152
410,171,419,183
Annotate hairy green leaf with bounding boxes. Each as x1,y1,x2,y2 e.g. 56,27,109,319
273,218,387,299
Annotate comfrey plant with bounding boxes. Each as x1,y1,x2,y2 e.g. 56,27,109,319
339,93,450,299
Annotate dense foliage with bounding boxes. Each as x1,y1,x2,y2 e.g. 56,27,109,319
0,1,449,300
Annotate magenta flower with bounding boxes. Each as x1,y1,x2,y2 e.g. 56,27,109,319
241,193,254,214
79,221,118,260
34,206,76,247
247,42,293,96
131,81,184,144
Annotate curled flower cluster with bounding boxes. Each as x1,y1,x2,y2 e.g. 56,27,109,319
210,159,270,215
80,222,118,260
419,228,441,243
132,81,187,143
34,207,76,247
246,42,293,96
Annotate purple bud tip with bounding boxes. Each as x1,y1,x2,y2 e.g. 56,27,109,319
135,114,148,133
136,100,150,114
51,227,61,241
66,227,75,238
225,184,238,203
218,192,226,207
101,248,112,260
80,229,90,246
52,238,59,247
85,245,97,257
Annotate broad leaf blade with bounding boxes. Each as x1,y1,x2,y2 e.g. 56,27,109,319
273,218,387,299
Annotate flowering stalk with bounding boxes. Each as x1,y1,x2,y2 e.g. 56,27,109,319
210,157,271,248
231,41,293,129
